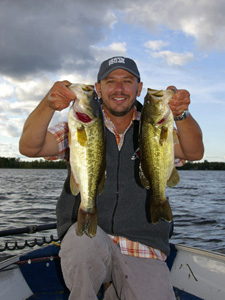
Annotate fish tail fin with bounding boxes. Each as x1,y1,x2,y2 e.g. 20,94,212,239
151,197,173,224
77,207,98,238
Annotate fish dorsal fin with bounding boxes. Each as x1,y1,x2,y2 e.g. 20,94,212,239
167,167,180,187
98,170,106,195
70,172,80,196
139,164,151,189
77,125,87,146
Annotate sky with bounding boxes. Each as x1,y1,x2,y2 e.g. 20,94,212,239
0,0,225,162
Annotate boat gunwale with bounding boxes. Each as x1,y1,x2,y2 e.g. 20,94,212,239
175,244,225,261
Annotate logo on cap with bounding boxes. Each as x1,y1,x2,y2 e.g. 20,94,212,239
108,57,125,66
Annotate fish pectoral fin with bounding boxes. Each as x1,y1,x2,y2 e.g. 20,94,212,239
98,170,106,195
151,198,173,224
167,167,180,187
68,131,71,147
70,172,80,195
159,126,168,146
77,207,98,238
139,164,150,189
173,129,179,144
77,125,87,146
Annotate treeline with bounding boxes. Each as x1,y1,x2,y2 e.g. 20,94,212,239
0,157,225,170
0,157,67,169
179,160,225,170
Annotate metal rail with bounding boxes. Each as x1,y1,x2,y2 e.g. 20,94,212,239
0,223,59,252
0,223,57,237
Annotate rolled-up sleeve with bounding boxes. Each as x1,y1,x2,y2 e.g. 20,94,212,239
45,122,69,161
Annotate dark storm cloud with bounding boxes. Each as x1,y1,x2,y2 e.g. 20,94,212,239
0,0,119,79
1,0,224,80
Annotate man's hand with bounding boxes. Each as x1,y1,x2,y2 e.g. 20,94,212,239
47,80,76,111
167,86,190,117
166,86,204,161
19,80,76,157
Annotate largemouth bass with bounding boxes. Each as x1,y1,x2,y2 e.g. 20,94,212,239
68,83,106,237
139,88,180,224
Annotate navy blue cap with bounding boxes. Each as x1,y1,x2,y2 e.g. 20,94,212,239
97,56,140,82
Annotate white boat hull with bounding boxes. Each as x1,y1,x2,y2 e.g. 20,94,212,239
171,245,225,300
1,243,225,299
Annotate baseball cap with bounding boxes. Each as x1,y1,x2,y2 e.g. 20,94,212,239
97,56,140,82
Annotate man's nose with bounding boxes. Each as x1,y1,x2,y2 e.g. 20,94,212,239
115,82,124,92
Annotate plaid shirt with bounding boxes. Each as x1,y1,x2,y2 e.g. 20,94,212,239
46,107,184,261
102,107,139,150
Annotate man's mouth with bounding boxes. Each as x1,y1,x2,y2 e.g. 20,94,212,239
113,97,126,101
111,93,128,102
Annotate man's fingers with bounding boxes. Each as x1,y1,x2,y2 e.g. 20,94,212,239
167,86,177,93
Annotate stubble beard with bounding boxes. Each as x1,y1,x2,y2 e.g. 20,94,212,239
106,102,136,116
102,95,137,117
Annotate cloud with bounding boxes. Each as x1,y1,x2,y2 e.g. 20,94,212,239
91,42,127,62
0,114,23,138
15,77,54,102
144,40,194,67
0,76,55,108
124,0,225,51
1,0,224,82
0,91,40,139
0,143,19,158
144,40,169,51
0,82,14,98
0,0,119,79
151,50,194,67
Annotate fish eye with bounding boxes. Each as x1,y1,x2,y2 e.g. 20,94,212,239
82,85,94,92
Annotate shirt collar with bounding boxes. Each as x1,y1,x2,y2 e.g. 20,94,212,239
102,106,140,131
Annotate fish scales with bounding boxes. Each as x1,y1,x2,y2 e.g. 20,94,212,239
139,88,179,224
69,118,104,205
68,83,106,237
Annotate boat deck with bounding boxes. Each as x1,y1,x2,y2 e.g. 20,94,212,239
26,289,202,300
17,244,203,300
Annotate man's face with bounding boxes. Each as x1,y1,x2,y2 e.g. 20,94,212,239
95,69,143,117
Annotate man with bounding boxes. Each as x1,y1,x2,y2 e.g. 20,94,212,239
19,56,204,299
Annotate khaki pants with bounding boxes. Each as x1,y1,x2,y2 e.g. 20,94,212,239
59,224,175,300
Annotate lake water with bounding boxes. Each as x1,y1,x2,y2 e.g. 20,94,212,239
0,169,224,257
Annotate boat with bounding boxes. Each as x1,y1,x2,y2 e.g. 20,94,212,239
0,225,225,300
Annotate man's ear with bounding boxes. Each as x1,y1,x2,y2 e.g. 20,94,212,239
137,81,143,97
95,82,102,98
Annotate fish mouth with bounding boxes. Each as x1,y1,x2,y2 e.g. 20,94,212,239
73,100,95,123
69,83,94,94
157,109,171,124
75,112,93,123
